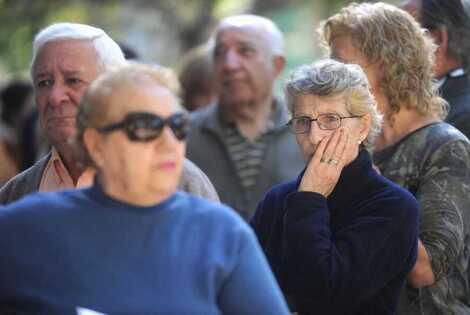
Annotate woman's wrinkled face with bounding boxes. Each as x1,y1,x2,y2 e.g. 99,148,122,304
293,93,369,165
88,83,185,198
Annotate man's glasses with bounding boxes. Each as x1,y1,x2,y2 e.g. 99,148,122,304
287,113,362,134
97,112,190,142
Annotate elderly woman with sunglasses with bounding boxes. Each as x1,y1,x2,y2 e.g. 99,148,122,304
251,59,419,315
0,63,290,315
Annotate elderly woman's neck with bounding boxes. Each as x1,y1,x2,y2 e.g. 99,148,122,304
374,107,440,151
99,176,173,207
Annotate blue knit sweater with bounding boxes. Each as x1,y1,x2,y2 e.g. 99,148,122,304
251,150,419,315
0,183,289,315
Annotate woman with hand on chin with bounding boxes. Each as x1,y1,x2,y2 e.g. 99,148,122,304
251,59,419,315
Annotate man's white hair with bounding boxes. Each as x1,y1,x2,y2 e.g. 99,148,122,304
216,14,284,56
31,22,126,74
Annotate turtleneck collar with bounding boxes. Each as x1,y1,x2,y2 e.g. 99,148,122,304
295,149,375,213
86,179,178,214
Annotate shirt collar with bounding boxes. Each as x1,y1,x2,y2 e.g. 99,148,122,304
39,147,95,192
205,97,290,136
436,67,466,89
294,149,374,212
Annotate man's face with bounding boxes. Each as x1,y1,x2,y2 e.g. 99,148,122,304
401,0,449,78
32,40,99,147
213,25,279,111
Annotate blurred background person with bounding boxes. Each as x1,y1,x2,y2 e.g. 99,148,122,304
118,41,141,60
0,80,34,185
0,22,218,204
0,62,290,315
402,0,470,140
179,44,217,111
252,59,419,315
321,2,470,314
19,108,49,171
187,14,304,220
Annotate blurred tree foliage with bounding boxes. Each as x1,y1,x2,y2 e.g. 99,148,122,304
0,0,116,73
0,0,390,75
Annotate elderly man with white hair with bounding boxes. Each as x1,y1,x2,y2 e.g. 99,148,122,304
0,22,218,204
187,15,304,220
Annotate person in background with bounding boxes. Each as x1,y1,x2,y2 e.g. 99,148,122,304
0,62,290,315
19,109,49,171
402,0,470,139
179,44,217,111
0,22,218,204
187,14,304,220
118,41,140,60
0,80,34,184
19,42,139,171
321,2,470,313
252,59,419,315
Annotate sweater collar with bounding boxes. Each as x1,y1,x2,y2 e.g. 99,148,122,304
295,149,374,212
328,149,373,211
86,179,178,214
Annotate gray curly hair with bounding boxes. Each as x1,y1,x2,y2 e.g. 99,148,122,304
285,59,382,151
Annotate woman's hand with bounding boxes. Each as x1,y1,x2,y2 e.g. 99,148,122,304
298,128,349,197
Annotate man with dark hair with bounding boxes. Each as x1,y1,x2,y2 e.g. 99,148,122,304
179,44,217,111
403,0,470,139
0,80,33,184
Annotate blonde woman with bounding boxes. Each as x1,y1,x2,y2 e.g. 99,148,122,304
321,2,470,314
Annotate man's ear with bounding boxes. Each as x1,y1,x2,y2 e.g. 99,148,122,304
272,55,286,78
430,27,449,57
83,128,105,168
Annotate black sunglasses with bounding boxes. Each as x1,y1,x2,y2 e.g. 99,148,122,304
97,112,190,142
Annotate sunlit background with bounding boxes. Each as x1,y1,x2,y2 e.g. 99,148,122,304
0,0,401,86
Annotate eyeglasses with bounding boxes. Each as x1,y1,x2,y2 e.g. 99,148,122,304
287,113,362,134
97,112,190,142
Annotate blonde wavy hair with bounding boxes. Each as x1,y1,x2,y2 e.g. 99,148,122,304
320,2,448,120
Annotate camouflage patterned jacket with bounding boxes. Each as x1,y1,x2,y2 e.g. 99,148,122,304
374,122,470,315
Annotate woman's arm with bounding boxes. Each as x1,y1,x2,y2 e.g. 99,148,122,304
407,239,435,288
415,140,470,282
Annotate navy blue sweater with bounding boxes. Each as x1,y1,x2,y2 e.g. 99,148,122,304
0,183,290,315
251,150,419,315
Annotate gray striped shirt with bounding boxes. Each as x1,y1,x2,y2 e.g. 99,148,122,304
223,124,271,192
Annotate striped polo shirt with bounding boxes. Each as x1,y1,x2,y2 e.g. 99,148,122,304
222,120,275,193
